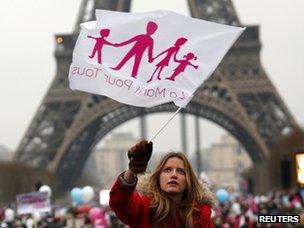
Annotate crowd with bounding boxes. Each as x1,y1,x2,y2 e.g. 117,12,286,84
212,188,304,227
1,141,304,227
0,204,120,228
1,188,304,227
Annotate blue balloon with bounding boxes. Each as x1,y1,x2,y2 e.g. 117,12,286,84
216,189,229,203
281,195,289,205
70,187,84,205
300,189,304,199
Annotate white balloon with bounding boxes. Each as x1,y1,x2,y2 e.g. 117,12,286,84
4,208,14,222
82,186,94,203
32,212,41,222
99,189,110,205
231,202,241,215
26,218,34,228
39,185,52,197
199,172,211,186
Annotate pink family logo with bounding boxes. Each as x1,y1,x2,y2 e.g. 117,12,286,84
87,21,199,82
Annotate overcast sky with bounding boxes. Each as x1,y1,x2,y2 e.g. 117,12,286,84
0,0,303,154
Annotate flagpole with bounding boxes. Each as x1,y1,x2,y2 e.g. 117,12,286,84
149,107,182,142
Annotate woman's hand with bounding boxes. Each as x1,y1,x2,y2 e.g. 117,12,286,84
127,140,153,174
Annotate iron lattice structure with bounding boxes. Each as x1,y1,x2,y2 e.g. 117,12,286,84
14,0,299,193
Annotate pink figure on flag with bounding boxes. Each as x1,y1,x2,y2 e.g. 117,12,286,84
146,37,188,83
166,52,198,81
87,29,118,64
111,21,158,78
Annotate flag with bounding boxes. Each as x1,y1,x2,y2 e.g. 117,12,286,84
69,10,245,107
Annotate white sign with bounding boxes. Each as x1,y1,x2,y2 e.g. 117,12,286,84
16,191,51,215
69,10,245,107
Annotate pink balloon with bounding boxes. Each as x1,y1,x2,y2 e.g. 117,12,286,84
88,207,105,222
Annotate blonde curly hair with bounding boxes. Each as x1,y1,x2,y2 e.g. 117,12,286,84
136,152,215,227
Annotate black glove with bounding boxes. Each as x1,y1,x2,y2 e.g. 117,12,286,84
128,140,153,174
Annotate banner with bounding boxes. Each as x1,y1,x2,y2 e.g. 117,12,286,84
69,10,245,107
16,191,51,215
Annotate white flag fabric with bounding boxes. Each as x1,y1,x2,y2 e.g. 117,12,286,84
69,10,245,107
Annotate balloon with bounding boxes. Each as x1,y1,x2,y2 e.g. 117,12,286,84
39,185,52,197
300,189,304,199
99,189,110,205
70,187,84,205
32,212,41,222
26,218,34,227
216,189,229,203
231,202,241,215
88,207,105,223
4,208,14,222
282,195,290,206
82,186,94,203
199,172,211,186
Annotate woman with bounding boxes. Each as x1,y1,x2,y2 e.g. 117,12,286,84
109,140,214,227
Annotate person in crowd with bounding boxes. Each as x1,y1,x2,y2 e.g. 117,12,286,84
109,140,215,227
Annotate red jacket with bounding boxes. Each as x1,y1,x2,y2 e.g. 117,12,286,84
109,175,214,228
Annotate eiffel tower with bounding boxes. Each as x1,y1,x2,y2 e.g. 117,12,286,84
14,0,299,193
